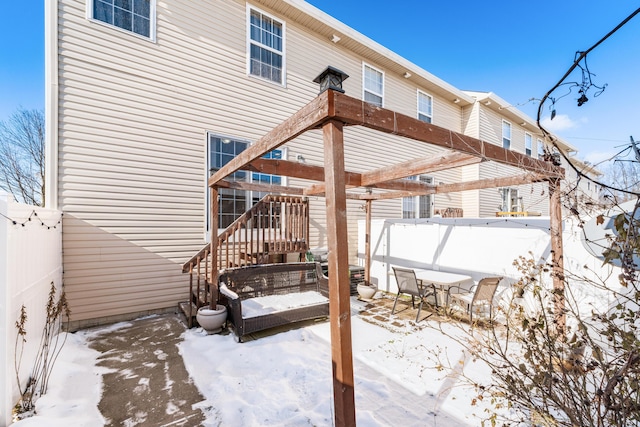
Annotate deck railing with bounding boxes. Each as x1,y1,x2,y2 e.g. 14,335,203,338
181,195,309,324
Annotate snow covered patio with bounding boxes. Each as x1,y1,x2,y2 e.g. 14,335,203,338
12,296,495,427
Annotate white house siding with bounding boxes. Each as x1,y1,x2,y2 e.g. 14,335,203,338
56,0,473,326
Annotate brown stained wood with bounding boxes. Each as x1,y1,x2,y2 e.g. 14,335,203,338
305,175,434,196
217,179,305,195
196,258,201,306
210,187,219,308
323,120,356,427
359,190,423,201
435,173,550,194
246,158,326,181
549,178,566,337
247,158,365,188
209,91,330,186
328,91,564,179
357,172,550,201
204,248,209,305
364,199,371,285
360,151,482,186
188,263,193,327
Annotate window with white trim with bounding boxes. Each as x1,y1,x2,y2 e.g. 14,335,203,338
500,188,521,212
91,0,154,39
206,133,282,230
417,91,433,123
251,150,282,203
537,138,545,159
502,121,511,149
402,175,432,219
248,7,285,84
525,132,532,156
363,64,383,107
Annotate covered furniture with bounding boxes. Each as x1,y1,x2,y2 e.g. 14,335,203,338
392,267,438,322
218,262,329,342
447,276,502,322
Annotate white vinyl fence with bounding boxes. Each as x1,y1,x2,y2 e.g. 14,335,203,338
358,216,620,309
0,194,62,427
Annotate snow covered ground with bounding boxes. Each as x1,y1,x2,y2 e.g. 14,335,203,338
11,299,496,426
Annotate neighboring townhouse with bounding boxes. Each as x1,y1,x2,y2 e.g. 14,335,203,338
45,0,597,328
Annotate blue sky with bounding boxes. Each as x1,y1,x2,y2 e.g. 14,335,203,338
1,1,638,165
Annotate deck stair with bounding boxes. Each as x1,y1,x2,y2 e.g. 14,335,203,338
180,195,309,326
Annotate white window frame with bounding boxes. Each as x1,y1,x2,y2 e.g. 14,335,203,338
87,0,156,41
525,132,532,156
205,132,285,238
537,138,545,159
362,63,384,107
502,120,512,150
500,188,521,212
417,90,433,124
402,175,432,219
246,5,286,86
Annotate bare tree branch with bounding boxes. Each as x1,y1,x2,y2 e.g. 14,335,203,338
0,108,45,206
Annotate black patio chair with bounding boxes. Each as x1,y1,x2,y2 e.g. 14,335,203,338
391,267,438,322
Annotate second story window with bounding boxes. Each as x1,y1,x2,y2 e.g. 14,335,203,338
502,121,511,150
248,7,285,85
525,132,532,156
363,64,383,107
417,91,433,123
91,0,154,39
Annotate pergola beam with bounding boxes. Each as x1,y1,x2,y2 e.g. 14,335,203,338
217,179,305,195
357,172,551,200
304,177,434,195
240,158,436,194
209,91,330,186
360,151,482,186
218,179,365,200
328,91,564,179
435,173,550,194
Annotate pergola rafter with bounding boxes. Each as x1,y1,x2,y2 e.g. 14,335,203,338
359,151,483,187
207,89,566,427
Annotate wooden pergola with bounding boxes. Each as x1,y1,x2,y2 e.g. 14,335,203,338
208,89,566,427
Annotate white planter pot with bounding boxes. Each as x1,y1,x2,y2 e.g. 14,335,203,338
357,284,377,301
196,305,227,334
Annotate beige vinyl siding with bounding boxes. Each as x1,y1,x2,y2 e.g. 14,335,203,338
458,104,481,217
462,103,479,138
58,0,469,325
478,162,551,217
460,164,480,217
475,104,551,217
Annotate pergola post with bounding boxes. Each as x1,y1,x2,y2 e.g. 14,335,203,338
210,186,219,309
364,199,372,286
548,178,566,336
323,119,356,427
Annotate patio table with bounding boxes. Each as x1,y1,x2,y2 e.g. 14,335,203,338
412,269,473,307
